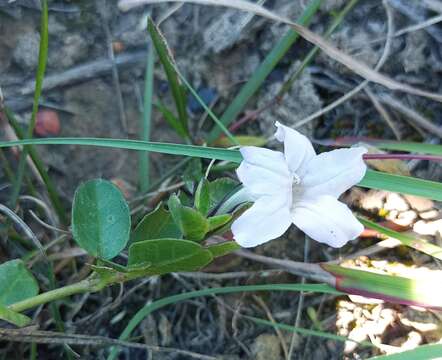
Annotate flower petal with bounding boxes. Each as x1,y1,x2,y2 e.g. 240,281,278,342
292,195,363,248
239,146,289,176
302,147,367,198
232,195,292,248
236,161,292,197
274,122,316,175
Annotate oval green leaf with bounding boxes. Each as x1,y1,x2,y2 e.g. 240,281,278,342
128,239,213,273
132,204,182,243
0,259,39,306
72,179,131,260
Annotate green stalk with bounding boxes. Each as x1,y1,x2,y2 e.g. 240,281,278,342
5,108,67,224
10,0,49,206
207,0,323,142
139,42,155,192
276,0,359,99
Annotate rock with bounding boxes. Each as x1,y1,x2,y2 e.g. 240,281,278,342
404,195,434,212
384,193,409,212
35,109,61,137
252,334,282,360
360,190,386,211
49,34,88,69
13,31,40,70
413,219,442,236
113,12,149,48
388,210,417,228
257,61,322,139
419,210,439,220
401,30,428,73
203,8,256,53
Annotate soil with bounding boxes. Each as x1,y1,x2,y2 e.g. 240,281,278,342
1,0,442,359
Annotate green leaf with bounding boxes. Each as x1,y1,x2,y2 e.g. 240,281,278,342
132,204,182,242
360,170,442,201
168,195,209,241
0,260,39,306
72,179,131,260
206,241,240,258
127,239,213,272
368,344,442,360
208,177,239,212
194,178,210,216
322,263,442,309
148,18,189,137
155,101,189,139
359,217,442,260
207,214,232,232
0,304,32,327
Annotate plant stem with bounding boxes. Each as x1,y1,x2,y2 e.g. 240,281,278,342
9,277,103,313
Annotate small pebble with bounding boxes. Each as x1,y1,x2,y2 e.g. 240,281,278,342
35,110,61,137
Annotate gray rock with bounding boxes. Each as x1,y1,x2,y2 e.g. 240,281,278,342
13,31,40,70
401,30,428,73
257,61,322,139
384,193,409,212
48,34,88,68
252,334,282,360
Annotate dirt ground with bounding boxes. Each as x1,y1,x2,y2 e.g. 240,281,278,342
1,0,442,359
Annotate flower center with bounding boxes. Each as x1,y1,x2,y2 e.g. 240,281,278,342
291,173,304,211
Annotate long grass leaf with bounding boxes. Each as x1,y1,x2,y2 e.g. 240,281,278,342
139,43,155,192
119,0,442,103
207,0,322,142
148,18,189,137
322,264,442,309
10,0,49,205
107,283,340,360
5,109,67,224
247,316,374,348
360,170,442,201
359,217,442,260
277,0,359,99
368,344,442,360
0,137,242,162
2,138,442,201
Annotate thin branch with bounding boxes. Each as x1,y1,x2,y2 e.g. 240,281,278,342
0,328,216,360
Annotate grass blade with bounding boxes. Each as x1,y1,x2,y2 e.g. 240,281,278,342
120,0,442,103
247,316,373,348
107,283,340,360
207,0,323,142
360,170,442,201
5,109,67,224
276,0,359,99
10,0,49,205
139,42,155,192
359,217,442,260
0,137,242,162
148,17,189,137
2,138,442,201
322,263,442,309
369,344,442,360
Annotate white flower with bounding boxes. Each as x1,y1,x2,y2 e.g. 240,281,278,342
231,122,367,248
